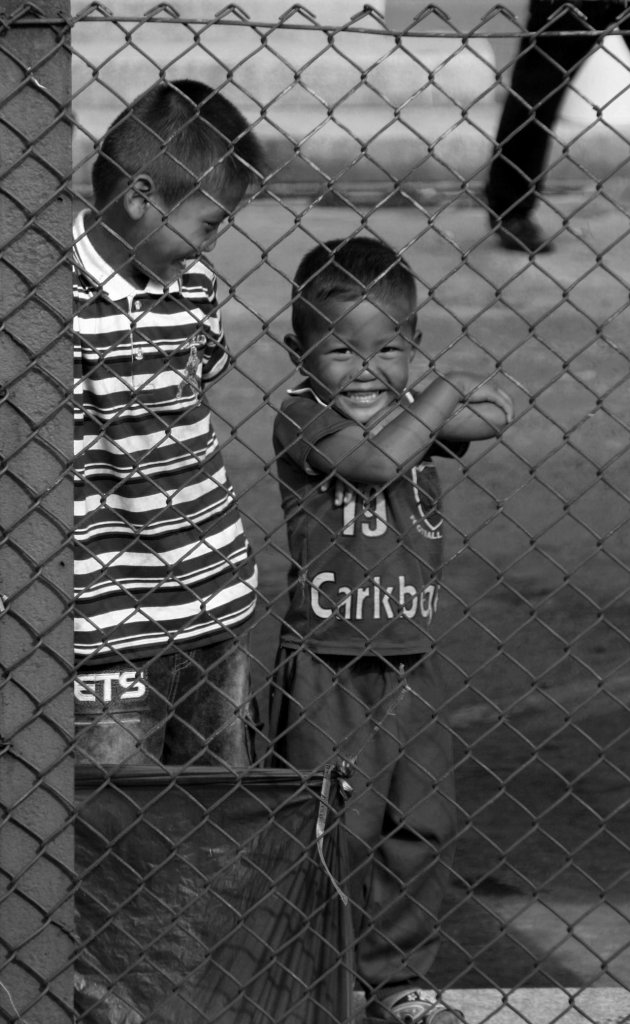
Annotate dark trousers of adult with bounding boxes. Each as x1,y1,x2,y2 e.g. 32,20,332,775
486,0,630,219
269,649,458,997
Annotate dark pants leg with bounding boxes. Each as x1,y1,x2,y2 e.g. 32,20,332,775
269,649,457,994
74,636,252,766
486,1,629,218
162,639,253,765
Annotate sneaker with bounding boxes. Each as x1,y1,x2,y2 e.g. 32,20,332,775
490,213,554,253
366,988,465,1024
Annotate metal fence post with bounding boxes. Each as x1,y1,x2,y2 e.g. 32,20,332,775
0,2,74,1022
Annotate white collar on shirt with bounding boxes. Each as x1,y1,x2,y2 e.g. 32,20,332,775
72,208,204,300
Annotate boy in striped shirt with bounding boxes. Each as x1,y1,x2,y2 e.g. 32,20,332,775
73,79,264,766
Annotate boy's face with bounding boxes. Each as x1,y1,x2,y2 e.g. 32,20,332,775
294,295,418,426
131,187,234,284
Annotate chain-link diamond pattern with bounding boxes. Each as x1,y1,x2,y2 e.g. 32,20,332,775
1,3,630,1023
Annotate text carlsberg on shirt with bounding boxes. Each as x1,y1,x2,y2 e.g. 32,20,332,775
308,574,439,624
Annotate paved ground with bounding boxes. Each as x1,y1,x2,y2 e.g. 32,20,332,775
354,987,630,1023
207,184,630,1020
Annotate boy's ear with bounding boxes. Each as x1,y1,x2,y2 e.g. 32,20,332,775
124,174,158,222
284,333,303,367
409,325,422,359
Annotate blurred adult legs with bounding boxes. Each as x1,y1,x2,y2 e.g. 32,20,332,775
486,1,629,250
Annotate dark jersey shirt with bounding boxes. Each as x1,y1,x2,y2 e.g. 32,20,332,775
274,384,466,656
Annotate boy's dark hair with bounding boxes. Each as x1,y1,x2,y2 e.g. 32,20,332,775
92,79,265,210
291,237,418,342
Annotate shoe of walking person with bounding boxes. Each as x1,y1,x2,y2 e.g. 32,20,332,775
365,987,466,1023
490,212,554,253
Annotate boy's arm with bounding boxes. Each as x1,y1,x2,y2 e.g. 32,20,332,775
438,382,514,442
306,373,506,484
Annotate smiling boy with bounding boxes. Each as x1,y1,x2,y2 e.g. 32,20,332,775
269,237,513,1023
73,80,265,766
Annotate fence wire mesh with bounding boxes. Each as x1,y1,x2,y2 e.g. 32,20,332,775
2,2,630,1022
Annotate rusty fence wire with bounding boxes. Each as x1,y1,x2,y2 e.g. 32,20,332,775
2,2,630,1022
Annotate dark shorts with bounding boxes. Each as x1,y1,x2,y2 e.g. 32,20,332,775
269,647,458,989
75,637,252,767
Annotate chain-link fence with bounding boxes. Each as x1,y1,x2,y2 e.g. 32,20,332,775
2,1,630,1022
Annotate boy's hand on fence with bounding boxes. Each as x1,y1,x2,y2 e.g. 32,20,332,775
436,373,514,442
446,373,513,423
465,381,514,426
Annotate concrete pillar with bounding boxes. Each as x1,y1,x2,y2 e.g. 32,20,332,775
0,2,75,1022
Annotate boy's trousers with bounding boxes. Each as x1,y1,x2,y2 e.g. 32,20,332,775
75,636,252,766
270,647,458,994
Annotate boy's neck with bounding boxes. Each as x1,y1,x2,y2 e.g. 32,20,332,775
84,210,151,291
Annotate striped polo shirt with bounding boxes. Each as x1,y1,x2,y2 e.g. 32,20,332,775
73,210,257,665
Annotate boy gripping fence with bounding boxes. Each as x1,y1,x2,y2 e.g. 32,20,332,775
269,237,514,1024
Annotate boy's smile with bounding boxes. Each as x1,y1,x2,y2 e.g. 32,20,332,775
87,185,235,289
294,295,418,426
132,190,232,284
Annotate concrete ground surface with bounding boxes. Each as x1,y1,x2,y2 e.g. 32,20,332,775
207,184,630,1023
355,986,630,1022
